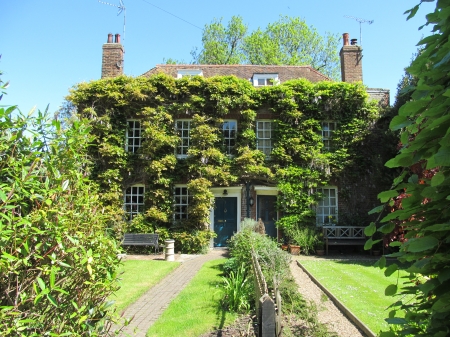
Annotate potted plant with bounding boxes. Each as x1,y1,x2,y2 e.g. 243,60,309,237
288,225,319,256
315,230,325,255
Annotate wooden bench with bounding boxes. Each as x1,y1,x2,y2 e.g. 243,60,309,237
322,226,366,255
121,233,159,254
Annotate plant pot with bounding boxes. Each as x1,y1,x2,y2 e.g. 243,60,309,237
316,249,325,256
281,244,289,251
289,244,301,255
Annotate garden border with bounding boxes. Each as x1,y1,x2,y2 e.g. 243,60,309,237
296,260,376,337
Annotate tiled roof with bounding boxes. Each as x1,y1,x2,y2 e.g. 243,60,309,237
141,64,331,83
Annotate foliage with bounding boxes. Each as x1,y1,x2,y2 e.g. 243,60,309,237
190,15,341,80
288,225,320,255
0,105,121,335
66,73,381,250
366,1,450,336
171,228,216,254
221,262,252,313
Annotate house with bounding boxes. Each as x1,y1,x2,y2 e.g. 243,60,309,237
89,32,390,249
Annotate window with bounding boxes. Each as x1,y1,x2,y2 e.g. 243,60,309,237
321,121,336,151
124,185,145,220
256,120,273,156
174,186,190,220
176,120,191,157
316,187,338,225
126,120,142,153
253,74,279,87
177,69,203,78
222,120,237,154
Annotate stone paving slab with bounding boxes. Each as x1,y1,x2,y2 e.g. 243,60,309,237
114,249,228,337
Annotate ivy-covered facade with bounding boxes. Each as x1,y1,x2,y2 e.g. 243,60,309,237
66,33,391,250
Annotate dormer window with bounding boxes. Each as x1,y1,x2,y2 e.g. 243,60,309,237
253,74,279,87
177,69,203,78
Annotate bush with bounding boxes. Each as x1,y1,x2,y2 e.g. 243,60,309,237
0,106,121,336
171,228,216,254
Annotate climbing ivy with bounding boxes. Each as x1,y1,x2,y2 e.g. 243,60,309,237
66,73,382,250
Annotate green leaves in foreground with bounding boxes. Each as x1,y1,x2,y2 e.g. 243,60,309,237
366,2,450,336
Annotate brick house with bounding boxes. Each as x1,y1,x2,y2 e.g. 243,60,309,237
98,32,390,247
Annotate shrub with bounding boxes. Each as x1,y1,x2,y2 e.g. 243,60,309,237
0,106,121,336
171,228,216,254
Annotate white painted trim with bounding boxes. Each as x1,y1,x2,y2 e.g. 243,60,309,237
254,186,278,195
177,69,203,78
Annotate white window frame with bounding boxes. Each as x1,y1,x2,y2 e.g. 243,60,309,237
315,186,338,226
124,184,145,220
222,120,237,155
174,185,190,220
175,119,191,158
253,74,279,87
177,69,203,78
321,121,336,151
126,119,142,153
256,120,273,156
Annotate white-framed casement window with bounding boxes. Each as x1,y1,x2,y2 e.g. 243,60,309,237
256,120,273,156
222,120,237,154
253,74,279,87
177,69,203,78
126,120,142,153
175,119,191,158
321,121,336,151
316,187,338,225
174,186,190,220
124,185,145,220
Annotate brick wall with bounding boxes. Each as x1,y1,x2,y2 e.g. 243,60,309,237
101,40,124,78
339,45,363,83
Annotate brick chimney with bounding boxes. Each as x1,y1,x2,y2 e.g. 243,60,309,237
339,33,363,83
101,33,124,78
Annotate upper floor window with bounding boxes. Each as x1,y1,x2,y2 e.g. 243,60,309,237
256,120,273,156
316,187,338,226
222,120,237,154
126,120,142,153
175,120,191,158
253,74,279,87
174,186,190,220
321,121,336,151
177,69,203,78
124,185,145,220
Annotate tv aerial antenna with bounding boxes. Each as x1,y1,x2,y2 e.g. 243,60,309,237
98,0,126,41
344,15,374,46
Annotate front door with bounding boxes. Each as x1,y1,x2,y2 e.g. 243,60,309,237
257,195,277,239
214,197,237,247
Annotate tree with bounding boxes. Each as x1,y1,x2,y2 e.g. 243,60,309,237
189,16,340,80
366,1,450,335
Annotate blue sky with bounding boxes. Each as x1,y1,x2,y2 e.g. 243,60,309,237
1,1,435,114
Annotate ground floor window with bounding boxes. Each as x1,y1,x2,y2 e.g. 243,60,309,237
124,185,145,220
316,187,338,225
174,186,190,220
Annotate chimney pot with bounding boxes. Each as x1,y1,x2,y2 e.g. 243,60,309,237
107,33,113,43
351,38,358,46
115,33,121,44
343,33,349,46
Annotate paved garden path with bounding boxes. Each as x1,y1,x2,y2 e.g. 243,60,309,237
115,249,228,337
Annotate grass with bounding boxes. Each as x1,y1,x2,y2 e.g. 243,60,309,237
146,259,239,337
111,259,180,313
300,259,411,335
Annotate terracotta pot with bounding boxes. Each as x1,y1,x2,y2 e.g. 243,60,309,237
281,244,288,251
316,249,325,256
289,245,301,255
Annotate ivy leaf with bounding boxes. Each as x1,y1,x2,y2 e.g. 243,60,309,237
385,284,398,296
364,222,376,236
378,190,399,203
431,172,445,187
385,263,398,277
406,237,439,252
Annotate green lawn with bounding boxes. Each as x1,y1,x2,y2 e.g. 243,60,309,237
146,259,239,337
111,259,180,313
299,259,410,335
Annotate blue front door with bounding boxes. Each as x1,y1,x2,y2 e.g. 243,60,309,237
257,195,278,239
214,197,237,247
